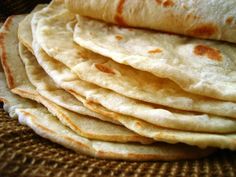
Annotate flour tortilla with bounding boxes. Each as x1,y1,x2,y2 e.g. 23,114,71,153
32,4,236,134
0,70,212,161
72,24,236,119
1,15,153,144
80,96,236,150
18,6,109,123
66,0,236,44
19,43,153,144
73,13,236,102
0,17,216,160
33,42,236,150
0,73,39,118
31,0,66,39
35,5,236,119
16,107,215,161
0,15,34,90
19,41,113,124
73,15,236,120
18,4,47,53
19,8,114,123
34,40,236,134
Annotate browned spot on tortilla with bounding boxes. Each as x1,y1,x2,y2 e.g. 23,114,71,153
163,0,174,7
226,16,234,25
155,0,174,7
115,35,123,40
194,44,222,61
0,33,15,88
114,0,127,26
95,64,115,74
148,48,162,54
188,23,218,38
155,0,162,4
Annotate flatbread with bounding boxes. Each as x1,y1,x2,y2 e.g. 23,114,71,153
0,73,40,117
19,41,112,124
16,107,215,161
0,71,212,161
0,17,215,162
35,8,236,120
33,43,236,150
20,42,153,144
33,3,236,134
18,4,47,53
18,8,113,123
72,20,236,119
28,2,236,118
73,13,236,102
65,0,236,44
1,14,153,144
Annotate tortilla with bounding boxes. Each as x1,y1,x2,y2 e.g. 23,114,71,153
1,14,153,144
18,4,47,53
73,13,236,102
33,3,236,133
72,22,236,119
0,70,212,161
0,73,40,118
35,2,236,121
18,8,114,123
33,42,236,150
21,42,154,144
0,16,216,162
65,0,236,44
19,41,113,124
16,107,215,161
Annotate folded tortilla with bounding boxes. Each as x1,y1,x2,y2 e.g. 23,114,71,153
65,0,236,43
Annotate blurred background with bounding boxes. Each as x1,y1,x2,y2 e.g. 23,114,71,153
0,0,50,21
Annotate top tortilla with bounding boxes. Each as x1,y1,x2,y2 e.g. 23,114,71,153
66,0,236,43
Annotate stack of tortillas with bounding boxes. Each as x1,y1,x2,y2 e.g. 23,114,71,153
1,0,236,161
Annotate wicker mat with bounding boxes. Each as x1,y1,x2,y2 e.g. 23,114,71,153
0,106,235,177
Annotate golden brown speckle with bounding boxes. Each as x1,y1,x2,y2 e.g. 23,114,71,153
194,44,222,61
148,48,162,54
95,64,115,74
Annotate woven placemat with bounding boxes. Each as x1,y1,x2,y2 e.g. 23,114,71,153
0,106,236,177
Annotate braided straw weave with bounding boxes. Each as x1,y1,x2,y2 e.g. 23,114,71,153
0,1,236,176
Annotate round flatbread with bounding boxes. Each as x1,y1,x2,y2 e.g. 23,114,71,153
66,0,236,43
73,12,236,102
33,3,236,134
